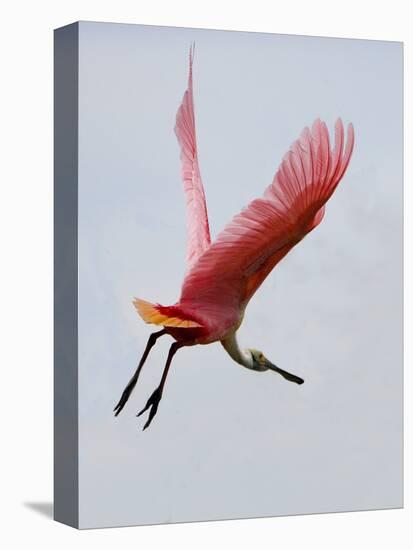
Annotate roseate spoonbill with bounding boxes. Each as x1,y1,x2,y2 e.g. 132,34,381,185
114,46,355,430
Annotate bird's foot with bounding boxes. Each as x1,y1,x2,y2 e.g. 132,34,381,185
137,387,162,430
114,382,135,416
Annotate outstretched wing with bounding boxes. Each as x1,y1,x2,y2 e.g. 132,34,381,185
175,45,211,269
178,119,355,325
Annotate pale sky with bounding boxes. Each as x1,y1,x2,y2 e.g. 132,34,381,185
77,21,403,528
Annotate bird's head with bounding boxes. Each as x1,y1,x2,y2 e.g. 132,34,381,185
246,348,304,384
247,348,272,372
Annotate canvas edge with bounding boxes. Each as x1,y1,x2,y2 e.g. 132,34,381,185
53,21,80,529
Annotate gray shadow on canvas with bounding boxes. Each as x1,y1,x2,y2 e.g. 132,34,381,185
23,501,54,519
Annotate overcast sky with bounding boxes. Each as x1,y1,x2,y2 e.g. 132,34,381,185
77,21,403,528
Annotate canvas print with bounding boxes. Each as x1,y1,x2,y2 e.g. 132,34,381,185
54,22,403,529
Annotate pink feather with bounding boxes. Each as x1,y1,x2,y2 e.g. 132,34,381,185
138,49,355,344
176,118,355,340
174,43,211,269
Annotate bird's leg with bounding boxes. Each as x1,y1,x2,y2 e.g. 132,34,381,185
137,341,183,430
114,329,167,416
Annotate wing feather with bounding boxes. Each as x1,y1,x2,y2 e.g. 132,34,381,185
178,119,355,327
174,45,211,268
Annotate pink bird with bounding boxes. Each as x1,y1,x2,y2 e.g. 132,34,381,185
114,46,355,430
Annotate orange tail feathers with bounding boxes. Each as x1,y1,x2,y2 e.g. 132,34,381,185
133,298,202,328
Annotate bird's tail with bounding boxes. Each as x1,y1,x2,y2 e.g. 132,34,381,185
133,298,202,328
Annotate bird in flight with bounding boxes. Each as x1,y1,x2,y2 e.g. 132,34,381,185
114,45,355,430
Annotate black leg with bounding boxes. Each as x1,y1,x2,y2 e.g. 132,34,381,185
137,341,183,430
114,329,167,416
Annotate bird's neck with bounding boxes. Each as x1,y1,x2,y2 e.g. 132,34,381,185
221,332,254,369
